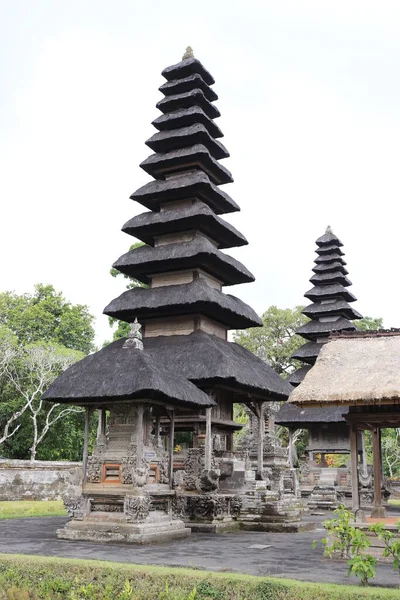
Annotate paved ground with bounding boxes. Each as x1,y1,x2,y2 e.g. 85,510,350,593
0,513,399,587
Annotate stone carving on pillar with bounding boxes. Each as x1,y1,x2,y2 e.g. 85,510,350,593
230,495,242,519
123,318,144,350
86,456,102,483
172,494,188,519
124,495,151,522
199,469,220,492
132,467,148,488
187,495,227,520
64,494,91,520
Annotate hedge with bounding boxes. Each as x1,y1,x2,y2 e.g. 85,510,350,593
0,554,398,599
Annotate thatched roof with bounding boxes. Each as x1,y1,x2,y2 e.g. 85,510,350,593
43,344,216,409
159,73,218,102
146,123,229,159
289,332,400,407
315,252,347,264
152,106,223,139
156,88,220,120
103,279,263,329
276,402,349,426
130,170,238,214
291,342,322,364
140,144,233,185
162,56,215,85
302,300,362,320
122,201,247,249
113,235,254,286
304,284,357,303
309,271,352,286
312,262,348,275
316,230,343,247
297,317,356,340
287,365,312,386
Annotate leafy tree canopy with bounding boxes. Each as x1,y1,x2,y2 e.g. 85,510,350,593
233,305,308,377
0,284,95,354
355,316,384,331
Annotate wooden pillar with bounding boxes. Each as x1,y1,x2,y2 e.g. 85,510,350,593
371,426,386,518
136,404,144,469
168,410,175,489
82,407,92,485
205,407,212,471
360,430,368,477
155,413,161,447
349,424,361,515
288,428,294,469
257,401,264,480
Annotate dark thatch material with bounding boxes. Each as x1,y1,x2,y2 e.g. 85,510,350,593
159,73,218,102
140,144,233,186
143,332,292,401
145,124,229,160
43,345,216,409
152,106,223,139
309,271,352,286
130,170,239,214
302,301,362,320
156,89,220,120
291,342,322,364
316,231,343,247
304,284,357,303
315,252,347,264
316,245,344,256
122,201,247,249
287,365,312,386
312,262,348,275
103,279,263,329
113,235,254,286
289,333,400,407
162,57,215,86
276,402,349,427
297,317,356,341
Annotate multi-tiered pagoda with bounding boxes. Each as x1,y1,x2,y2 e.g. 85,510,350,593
277,228,363,499
44,50,293,538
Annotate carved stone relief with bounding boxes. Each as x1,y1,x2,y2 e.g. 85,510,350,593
124,495,151,523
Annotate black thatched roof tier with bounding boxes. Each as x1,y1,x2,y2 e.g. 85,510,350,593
296,317,356,341
312,262,348,275
276,403,348,427
122,202,247,249
104,279,262,329
316,245,344,256
302,301,362,320
153,106,223,139
43,345,216,409
156,89,220,120
287,365,312,387
131,171,238,214
113,235,254,286
309,271,352,286
162,57,215,86
316,230,344,247
304,284,357,303
145,124,229,160
159,73,218,102
291,342,321,364
140,144,233,185
142,332,292,401
315,252,347,264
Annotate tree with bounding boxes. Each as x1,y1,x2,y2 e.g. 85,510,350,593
355,316,384,331
108,242,146,342
233,305,308,377
0,284,95,354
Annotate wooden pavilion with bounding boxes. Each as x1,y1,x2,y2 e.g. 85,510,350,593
288,330,400,520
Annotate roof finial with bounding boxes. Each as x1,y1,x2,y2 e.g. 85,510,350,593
325,225,333,235
182,46,194,60
123,317,144,350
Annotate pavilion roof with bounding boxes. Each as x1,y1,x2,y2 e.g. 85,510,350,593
289,331,400,407
276,402,349,426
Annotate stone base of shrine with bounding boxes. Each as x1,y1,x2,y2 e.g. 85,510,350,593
57,511,190,545
188,519,241,533
240,518,315,533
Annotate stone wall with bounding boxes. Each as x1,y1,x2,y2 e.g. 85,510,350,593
0,459,81,501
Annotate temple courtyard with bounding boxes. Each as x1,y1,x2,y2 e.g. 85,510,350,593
0,512,399,588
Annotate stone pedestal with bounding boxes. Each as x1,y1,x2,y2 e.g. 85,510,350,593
175,493,242,533
308,485,338,510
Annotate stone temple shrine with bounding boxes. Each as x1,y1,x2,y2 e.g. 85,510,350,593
44,50,302,543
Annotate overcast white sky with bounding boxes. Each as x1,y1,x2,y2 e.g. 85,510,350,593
1,1,400,346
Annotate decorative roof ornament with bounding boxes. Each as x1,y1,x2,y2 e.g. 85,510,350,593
182,46,194,60
325,225,333,234
123,317,144,350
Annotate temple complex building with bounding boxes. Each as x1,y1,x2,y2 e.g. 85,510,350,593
276,227,364,507
44,50,302,540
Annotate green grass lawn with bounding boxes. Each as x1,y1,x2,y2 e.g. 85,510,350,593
0,500,66,519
